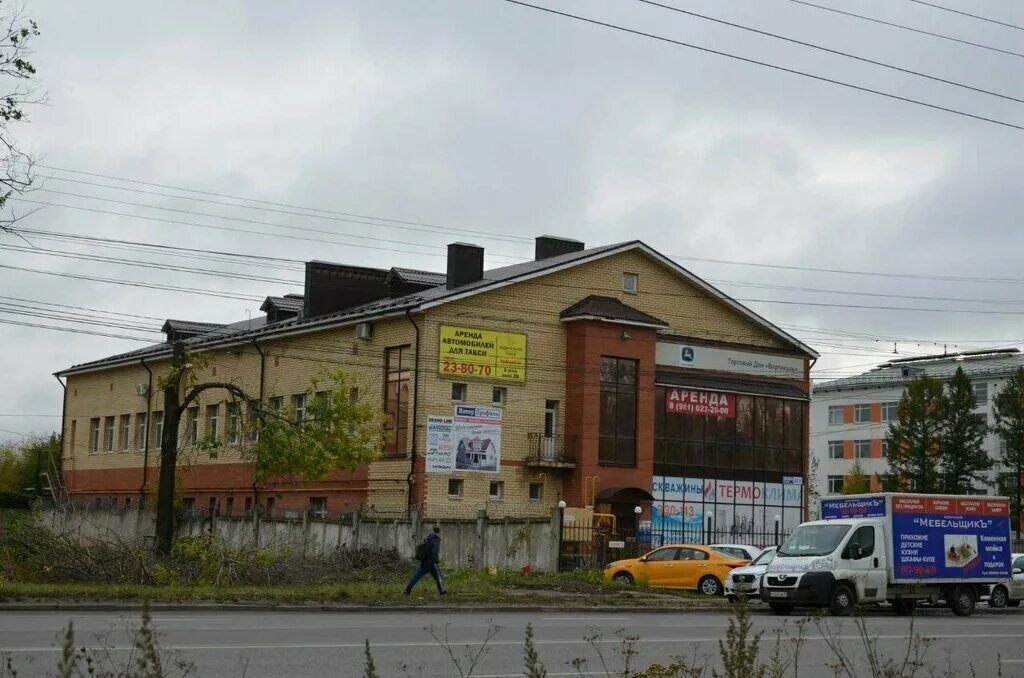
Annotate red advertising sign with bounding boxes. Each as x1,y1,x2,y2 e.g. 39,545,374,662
666,388,735,418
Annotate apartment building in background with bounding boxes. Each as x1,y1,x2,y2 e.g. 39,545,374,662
810,349,1024,502
56,236,817,534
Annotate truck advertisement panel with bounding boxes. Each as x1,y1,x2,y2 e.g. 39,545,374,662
891,496,1011,582
820,496,886,520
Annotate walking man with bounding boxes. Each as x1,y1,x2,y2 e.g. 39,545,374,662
405,526,446,596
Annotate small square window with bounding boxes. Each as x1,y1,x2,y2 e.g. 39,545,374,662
529,483,543,502
854,440,871,458
828,441,844,460
451,383,467,402
492,387,507,407
827,475,844,494
489,480,504,500
448,478,463,497
854,404,871,423
881,402,898,422
622,272,639,294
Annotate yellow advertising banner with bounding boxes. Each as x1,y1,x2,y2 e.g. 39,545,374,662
438,325,527,382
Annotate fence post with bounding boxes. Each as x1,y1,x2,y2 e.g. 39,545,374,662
554,503,565,572
773,516,781,546
476,510,488,571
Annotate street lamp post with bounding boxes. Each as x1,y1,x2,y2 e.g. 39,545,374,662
557,500,567,572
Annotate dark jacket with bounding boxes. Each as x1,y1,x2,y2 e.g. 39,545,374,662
424,532,441,564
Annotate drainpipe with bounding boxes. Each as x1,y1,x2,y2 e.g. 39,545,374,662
54,375,67,499
405,309,420,517
139,357,154,507
251,339,265,512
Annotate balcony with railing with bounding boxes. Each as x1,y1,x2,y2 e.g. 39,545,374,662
525,433,576,469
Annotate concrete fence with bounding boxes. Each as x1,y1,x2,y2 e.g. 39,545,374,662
38,507,561,572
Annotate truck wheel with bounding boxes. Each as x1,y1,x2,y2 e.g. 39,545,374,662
829,584,856,616
989,586,1009,609
949,585,976,617
769,602,794,615
698,576,722,596
892,599,917,616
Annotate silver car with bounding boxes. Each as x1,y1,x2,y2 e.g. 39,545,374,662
988,552,1024,608
725,547,777,601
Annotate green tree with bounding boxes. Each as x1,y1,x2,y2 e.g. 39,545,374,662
885,375,946,493
939,367,993,494
992,368,1024,534
0,433,59,507
843,460,870,495
154,343,386,553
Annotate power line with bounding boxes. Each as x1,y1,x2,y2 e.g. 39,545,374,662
636,0,1024,105
0,294,167,322
907,0,1024,33
790,0,1024,60
0,317,157,342
502,0,1024,132
29,163,534,244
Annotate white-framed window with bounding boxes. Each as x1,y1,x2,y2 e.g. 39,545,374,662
828,406,843,426
622,272,639,294
187,407,199,446
270,396,284,412
973,382,989,405
349,387,359,403
881,402,898,422
227,403,241,445
855,440,871,459
854,404,871,423
881,440,890,458
136,413,147,450
89,418,100,453
489,481,504,500
153,411,164,448
827,475,844,494
451,383,467,402
529,483,543,502
120,414,131,452
828,440,844,460
293,394,307,424
492,387,507,407
206,404,220,442
448,478,463,498
104,416,115,453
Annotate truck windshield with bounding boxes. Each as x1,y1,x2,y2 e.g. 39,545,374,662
777,524,852,557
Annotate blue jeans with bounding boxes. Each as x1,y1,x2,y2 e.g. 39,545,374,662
406,561,445,594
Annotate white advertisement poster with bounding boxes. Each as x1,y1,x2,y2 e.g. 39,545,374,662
426,406,503,474
655,342,804,380
425,416,454,473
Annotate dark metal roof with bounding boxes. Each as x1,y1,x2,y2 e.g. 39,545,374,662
655,371,809,400
160,319,226,335
560,295,668,327
388,268,447,286
58,240,816,376
259,295,304,313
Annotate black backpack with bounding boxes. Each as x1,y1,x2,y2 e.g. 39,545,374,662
415,540,431,562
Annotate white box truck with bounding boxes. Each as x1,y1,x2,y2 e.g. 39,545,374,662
760,493,1013,616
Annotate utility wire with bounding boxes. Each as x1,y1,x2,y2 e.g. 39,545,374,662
636,0,1024,105
502,0,1024,132
0,317,157,342
907,0,1024,33
790,0,1024,60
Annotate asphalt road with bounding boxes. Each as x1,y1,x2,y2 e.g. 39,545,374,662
2,607,1024,677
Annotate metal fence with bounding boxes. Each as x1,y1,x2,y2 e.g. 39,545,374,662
558,524,789,571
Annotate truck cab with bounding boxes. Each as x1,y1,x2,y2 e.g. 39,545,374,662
762,518,888,615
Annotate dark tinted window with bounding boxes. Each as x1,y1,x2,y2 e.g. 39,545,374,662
646,548,678,562
677,548,709,561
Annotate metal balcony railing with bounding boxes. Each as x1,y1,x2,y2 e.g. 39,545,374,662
525,433,576,468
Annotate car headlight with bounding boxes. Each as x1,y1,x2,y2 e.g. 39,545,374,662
808,556,834,571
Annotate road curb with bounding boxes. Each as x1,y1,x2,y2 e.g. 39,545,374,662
0,601,730,614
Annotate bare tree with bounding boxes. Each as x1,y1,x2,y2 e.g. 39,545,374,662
0,1,41,234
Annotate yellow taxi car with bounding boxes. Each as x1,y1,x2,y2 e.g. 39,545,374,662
604,544,749,596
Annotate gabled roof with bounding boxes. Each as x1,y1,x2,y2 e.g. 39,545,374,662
387,267,447,286
259,295,304,313
160,319,226,338
58,240,816,376
560,295,668,328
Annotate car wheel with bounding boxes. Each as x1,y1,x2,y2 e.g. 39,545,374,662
990,586,1009,609
892,599,917,616
1007,599,1021,608
613,572,635,585
949,585,976,617
829,584,856,616
769,602,794,615
698,576,722,596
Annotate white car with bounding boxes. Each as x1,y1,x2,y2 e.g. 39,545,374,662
988,552,1024,608
711,544,763,561
725,547,777,601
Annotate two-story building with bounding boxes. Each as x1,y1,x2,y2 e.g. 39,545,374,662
56,236,817,537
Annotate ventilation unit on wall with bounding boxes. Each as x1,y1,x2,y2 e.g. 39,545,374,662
135,383,150,397
355,322,373,340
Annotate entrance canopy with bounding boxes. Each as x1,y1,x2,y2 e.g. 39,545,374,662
596,487,656,504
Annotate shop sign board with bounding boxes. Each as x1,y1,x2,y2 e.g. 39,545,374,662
655,342,803,380
666,387,735,417
426,406,503,474
439,325,527,382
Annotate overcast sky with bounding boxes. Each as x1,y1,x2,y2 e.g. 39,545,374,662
2,0,1023,443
